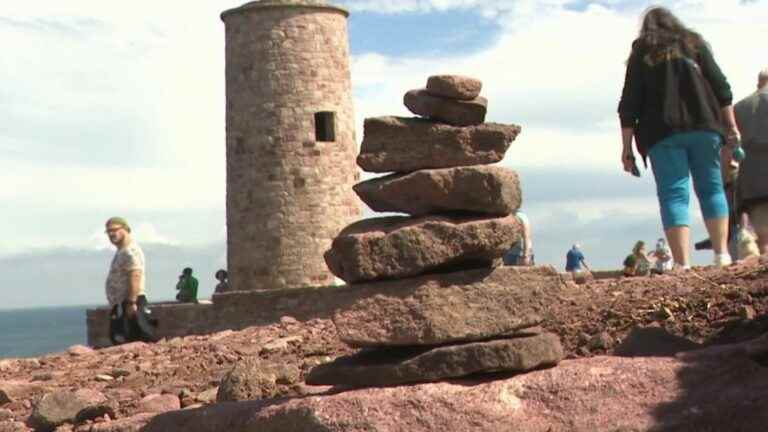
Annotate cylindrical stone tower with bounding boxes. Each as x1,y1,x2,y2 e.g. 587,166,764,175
221,0,360,291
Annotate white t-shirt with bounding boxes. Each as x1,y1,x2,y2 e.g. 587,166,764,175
105,241,146,306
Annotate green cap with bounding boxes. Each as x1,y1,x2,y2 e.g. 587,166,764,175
105,216,131,233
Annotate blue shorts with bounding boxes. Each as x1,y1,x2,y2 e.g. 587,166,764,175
648,131,729,229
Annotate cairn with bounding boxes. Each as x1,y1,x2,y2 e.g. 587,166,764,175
308,75,565,387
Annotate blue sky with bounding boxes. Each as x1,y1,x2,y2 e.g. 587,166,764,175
1,0,767,309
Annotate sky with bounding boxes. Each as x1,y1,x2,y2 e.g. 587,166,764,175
1,0,766,309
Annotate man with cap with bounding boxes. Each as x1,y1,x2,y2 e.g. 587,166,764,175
734,68,768,253
105,217,155,343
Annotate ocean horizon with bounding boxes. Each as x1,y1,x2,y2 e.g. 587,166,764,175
0,305,94,359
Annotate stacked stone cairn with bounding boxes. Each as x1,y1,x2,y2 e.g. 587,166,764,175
307,75,565,388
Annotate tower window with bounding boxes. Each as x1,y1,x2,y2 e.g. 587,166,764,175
315,112,336,142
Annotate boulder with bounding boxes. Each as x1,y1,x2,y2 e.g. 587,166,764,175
216,358,297,402
27,389,111,432
306,333,564,387
0,381,47,405
404,89,487,127
426,75,482,100
354,166,521,216
324,214,521,284
357,116,520,173
135,394,181,414
614,326,702,357
142,336,768,432
333,266,566,347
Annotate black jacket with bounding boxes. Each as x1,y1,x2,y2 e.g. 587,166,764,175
618,40,732,160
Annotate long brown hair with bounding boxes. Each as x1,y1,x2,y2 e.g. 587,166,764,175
631,6,704,59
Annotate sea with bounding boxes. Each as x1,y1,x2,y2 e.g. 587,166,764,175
0,305,92,359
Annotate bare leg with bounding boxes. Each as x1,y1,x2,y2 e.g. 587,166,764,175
665,226,690,267
704,217,729,255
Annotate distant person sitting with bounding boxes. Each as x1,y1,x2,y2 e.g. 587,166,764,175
624,240,651,277
176,267,199,303
565,244,590,274
649,238,673,274
214,269,229,294
503,211,534,266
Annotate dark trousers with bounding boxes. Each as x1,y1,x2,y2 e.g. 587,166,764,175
109,295,158,345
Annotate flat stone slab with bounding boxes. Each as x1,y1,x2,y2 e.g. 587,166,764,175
357,116,520,173
405,89,487,127
324,214,521,284
354,165,521,216
426,75,482,100
333,266,568,347
306,333,564,387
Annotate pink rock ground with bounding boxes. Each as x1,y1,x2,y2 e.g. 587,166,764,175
143,334,768,431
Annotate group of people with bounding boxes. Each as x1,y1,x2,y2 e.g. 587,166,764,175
618,6,768,271
173,267,230,303
103,216,232,343
623,239,673,277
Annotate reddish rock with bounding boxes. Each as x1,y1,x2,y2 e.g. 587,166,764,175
216,358,277,402
28,389,111,432
404,89,487,127
0,382,47,405
66,346,94,357
426,75,482,100
614,326,701,357
353,166,521,217
135,394,180,414
357,116,520,173
306,333,564,387
75,413,154,432
0,421,29,432
325,214,521,284
333,266,565,347
143,336,768,432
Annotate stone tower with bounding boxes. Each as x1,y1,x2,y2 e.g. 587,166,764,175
221,0,360,291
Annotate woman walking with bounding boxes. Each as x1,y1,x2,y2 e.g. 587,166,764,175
618,6,741,269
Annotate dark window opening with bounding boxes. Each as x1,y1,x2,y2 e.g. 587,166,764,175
315,111,336,142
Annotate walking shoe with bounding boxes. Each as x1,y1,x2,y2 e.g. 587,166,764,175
670,264,691,274
714,253,732,267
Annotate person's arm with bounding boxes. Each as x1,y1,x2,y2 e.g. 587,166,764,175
522,223,533,264
125,269,142,317
580,256,591,272
618,47,644,173
698,44,740,146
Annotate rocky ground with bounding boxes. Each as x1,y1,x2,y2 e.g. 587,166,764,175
1,257,767,431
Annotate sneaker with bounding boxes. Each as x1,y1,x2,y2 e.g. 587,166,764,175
671,264,691,273
714,253,732,267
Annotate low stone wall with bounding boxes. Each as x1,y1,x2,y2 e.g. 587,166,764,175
87,268,598,348
86,284,358,348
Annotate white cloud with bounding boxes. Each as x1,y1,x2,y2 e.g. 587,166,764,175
3,0,766,258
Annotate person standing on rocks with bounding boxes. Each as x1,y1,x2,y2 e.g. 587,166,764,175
503,210,533,266
105,217,157,344
565,244,590,275
618,6,740,270
734,68,768,254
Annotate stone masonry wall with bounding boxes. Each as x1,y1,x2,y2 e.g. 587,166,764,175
86,285,358,348
222,1,361,291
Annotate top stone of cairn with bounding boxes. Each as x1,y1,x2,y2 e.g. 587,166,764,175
426,75,483,100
